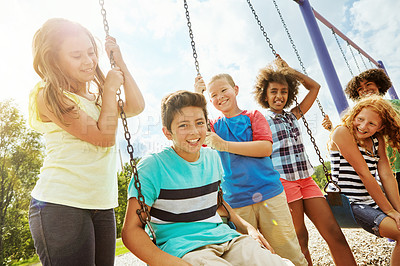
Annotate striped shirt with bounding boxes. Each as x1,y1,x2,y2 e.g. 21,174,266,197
150,181,222,224
127,147,240,258
330,136,380,208
266,110,314,181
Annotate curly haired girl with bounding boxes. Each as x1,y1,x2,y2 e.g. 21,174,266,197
254,57,355,266
329,95,400,265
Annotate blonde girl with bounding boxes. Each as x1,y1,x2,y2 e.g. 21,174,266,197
28,18,144,265
329,95,400,265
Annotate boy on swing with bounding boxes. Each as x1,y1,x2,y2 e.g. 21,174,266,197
195,72,308,265
122,90,292,265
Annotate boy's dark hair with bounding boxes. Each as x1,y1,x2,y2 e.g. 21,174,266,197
161,90,208,131
345,68,392,101
253,66,299,109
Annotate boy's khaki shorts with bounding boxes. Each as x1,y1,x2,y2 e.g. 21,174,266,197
233,192,307,266
182,235,293,265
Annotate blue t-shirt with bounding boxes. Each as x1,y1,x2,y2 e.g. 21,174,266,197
128,147,240,258
211,110,283,208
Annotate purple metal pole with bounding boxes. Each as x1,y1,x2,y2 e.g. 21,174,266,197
296,0,348,115
378,60,398,99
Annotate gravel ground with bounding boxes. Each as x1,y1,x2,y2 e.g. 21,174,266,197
115,217,394,265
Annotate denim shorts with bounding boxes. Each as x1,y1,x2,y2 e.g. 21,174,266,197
29,198,116,266
351,204,387,237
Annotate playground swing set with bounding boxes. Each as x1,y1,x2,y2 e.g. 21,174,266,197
97,0,398,243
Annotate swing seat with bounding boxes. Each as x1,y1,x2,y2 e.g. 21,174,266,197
325,192,360,228
221,216,237,230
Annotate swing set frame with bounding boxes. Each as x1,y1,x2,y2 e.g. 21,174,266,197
98,0,390,233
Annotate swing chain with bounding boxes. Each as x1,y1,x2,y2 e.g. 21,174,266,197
98,0,156,243
347,41,361,73
273,0,306,74
272,0,326,117
246,0,277,58
332,29,354,76
183,0,201,77
293,96,333,184
99,0,115,68
358,50,369,70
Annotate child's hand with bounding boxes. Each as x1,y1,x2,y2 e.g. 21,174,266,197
247,226,275,253
322,115,333,131
104,67,124,93
204,132,227,152
194,76,206,94
105,36,124,67
274,55,289,69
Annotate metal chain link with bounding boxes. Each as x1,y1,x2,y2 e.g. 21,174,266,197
98,0,156,244
332,29,354,76
368,58,375,68
347,41,361,73
358,50,369,70
246,0,277,58
272,0,325,117
294,96,333,187
183,0,201,77
249,0,330,181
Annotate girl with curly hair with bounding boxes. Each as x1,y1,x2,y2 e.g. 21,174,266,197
328,95,400,265
322,68,400,199
254,57,355,266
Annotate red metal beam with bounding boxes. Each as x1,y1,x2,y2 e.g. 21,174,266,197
312,9,379,67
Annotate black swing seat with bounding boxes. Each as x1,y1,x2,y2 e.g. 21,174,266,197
221,216,236,230
325,191,360,228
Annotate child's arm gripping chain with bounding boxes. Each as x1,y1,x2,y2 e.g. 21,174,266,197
275,57,320,120
105,36,145,117
122,198,192,266
332,126,399,219
36,70,122,147
194,75,206,94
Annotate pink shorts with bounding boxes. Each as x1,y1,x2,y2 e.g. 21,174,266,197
280,176,324,203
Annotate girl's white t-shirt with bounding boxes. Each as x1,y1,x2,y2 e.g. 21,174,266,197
29,82,118,209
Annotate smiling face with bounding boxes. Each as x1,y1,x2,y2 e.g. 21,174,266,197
265,82,289,114
357,79,380,98
57,31,98,88
163,106,207,162
353,107,383,139
208,78,240,117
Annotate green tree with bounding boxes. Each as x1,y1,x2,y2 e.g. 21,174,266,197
0,100,44,265
115,159,141,238
312,161,331,190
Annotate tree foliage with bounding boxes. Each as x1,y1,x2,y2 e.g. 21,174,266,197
311,161,331,190
0,100,44,265
115,159,141,238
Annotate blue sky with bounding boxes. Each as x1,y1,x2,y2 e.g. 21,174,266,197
1,0,399,167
